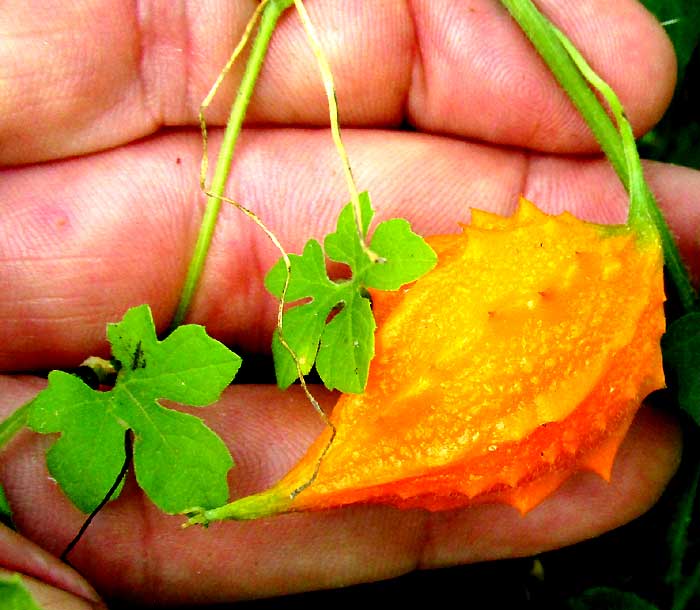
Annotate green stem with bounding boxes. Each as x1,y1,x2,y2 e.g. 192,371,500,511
643,181,697,312
184,488,290,526
672,563,700,610
170,0,294,329
500,0,697,313
0,400,32,452
499,0,626,180
666,457,700,588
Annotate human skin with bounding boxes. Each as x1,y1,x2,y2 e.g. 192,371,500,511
0,0,698,607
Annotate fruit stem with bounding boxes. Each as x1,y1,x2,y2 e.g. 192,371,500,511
499,0,626,179
170,0,294,329
183,488,291,526
500,0,697,313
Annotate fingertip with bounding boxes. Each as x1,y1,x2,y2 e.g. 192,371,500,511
539,0,677,137
407,0,678,152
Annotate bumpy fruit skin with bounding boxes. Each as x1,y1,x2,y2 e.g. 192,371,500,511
267,198,666,515
196,198,665,523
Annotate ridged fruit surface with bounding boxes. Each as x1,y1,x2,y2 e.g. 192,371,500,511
272,198,666,514
196,198,666,522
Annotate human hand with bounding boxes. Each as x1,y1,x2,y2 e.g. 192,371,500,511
0,1,696,607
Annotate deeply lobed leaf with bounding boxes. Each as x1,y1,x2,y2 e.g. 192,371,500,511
265,191,437,393
27,305,241,514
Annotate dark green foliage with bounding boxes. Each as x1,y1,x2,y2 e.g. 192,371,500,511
567,588,660,610
641,0,700,83
663,313,700,425
635,5,700,610
638,0,700,169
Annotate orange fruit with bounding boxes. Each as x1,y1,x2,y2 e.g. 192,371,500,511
192,198,665,522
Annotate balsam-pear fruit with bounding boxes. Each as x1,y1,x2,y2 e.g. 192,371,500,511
189,198,665,523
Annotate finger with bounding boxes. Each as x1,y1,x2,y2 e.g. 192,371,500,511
0,0,674,164
0,569,105,610
0,377,105,606
0,525,103,606
0,377,680,605
405,0,674,152
2,128,699,371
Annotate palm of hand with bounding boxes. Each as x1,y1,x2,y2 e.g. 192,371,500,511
0,1,696,607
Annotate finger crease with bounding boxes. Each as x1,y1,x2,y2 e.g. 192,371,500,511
132,0,160,129
403,0,424,127
519,149,533,203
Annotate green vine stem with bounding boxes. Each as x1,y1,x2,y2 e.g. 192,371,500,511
550,26,652,237
500,0,697,313
291,0,377,263
170,0,294,328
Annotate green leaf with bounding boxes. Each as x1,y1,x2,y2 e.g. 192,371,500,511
662,312,700,424
265,191,437,393
271,301,328,388
366,218,439,290
27,305,241,514
568,587,660,610
266,239,336,302
266,240,349,389
0,573,42,610
324,191,374,272
316,292,376,392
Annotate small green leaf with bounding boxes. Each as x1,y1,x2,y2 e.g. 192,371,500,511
366,218,438,290
568,587,660,610
324,192,374,271
0,573,42,610
27,305,241,514
266,239,349,389
265,191,436,393
662,312,700,424
265,239,336,302
316,292,376,392
271,302,328,388
30,372,124,514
